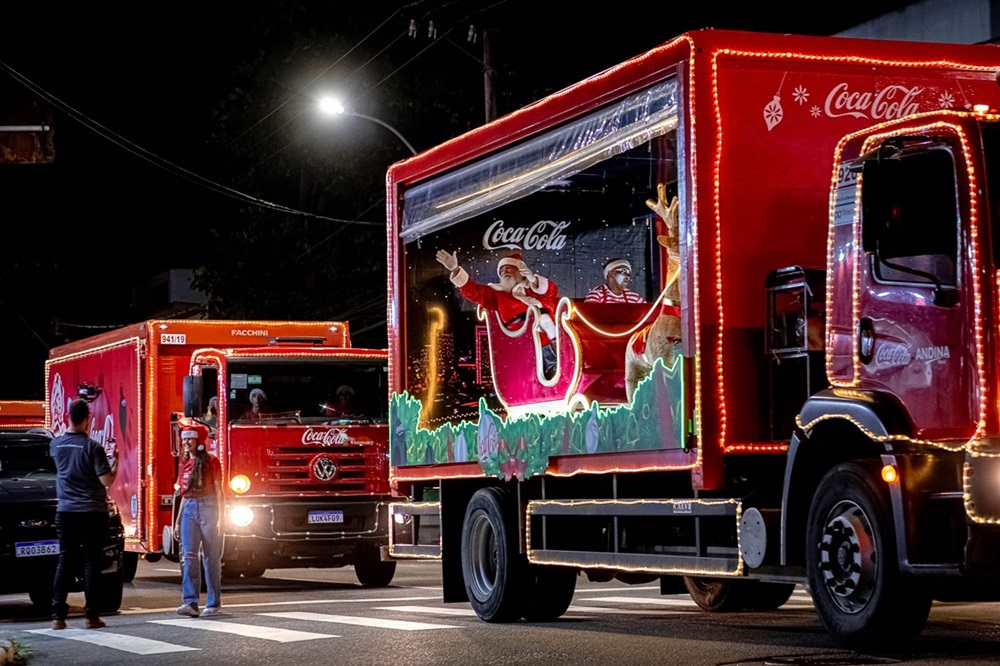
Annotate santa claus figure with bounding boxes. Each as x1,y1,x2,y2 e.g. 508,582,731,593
436,249,560,378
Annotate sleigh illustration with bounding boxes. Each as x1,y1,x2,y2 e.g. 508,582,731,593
479,297,659,414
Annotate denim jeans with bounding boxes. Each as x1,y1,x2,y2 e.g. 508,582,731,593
180,497,222,609
52,511,107,621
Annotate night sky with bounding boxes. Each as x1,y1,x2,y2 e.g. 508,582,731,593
0,1,920,398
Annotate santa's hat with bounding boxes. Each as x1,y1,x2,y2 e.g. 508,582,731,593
180,422,209,445
497,252,527,276
603,258,631,278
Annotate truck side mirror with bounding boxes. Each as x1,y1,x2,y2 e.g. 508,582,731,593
182,376,203,418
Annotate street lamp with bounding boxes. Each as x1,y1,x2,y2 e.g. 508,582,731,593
318,96,417,156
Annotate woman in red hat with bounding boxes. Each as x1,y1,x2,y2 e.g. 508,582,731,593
173,422,224,617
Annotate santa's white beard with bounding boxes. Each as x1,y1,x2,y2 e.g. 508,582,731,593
497,274,520,292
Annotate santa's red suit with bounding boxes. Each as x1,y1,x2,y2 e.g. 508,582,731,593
450,266,559,345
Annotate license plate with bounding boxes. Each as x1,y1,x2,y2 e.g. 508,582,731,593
308,510,344,524
15,540,59,557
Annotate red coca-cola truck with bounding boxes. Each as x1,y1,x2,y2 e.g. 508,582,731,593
46,319,395,586
0,400,44,430
384,28,1000,648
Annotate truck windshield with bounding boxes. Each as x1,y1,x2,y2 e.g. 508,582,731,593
226,359,388,425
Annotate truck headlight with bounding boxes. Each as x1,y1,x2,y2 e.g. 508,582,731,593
230,475,251,494
229,506,254,527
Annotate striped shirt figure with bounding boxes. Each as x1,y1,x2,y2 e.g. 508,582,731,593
585,258,645,304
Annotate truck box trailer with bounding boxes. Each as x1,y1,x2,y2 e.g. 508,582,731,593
383,29,1000,648
47,319,395,586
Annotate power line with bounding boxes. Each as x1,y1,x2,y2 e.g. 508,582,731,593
0,59,379,227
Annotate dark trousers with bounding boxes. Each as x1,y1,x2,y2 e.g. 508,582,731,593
52,511,106,620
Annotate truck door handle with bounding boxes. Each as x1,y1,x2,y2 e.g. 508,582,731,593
857,317,875,365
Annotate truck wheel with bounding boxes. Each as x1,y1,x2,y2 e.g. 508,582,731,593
461,487,525,622
521,566,576,621
123,552,139,583
806,460,932,649
684,577,795,611
354,547,397,587
683,576,744,612
97,555,125,613
739,582,796,610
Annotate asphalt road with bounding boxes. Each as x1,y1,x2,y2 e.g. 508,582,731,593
3,559,1000,665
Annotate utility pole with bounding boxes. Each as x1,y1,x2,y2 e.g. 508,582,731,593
483,28,497,123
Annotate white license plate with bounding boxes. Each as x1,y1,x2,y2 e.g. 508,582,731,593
308,510,344,524
15,540,59,557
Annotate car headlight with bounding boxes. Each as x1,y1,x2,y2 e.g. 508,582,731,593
229,506,254,527
230,475,251,494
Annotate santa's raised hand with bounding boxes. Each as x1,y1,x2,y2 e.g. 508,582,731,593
436,249,459,272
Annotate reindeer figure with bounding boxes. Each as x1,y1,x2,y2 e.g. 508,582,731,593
624,183,681,403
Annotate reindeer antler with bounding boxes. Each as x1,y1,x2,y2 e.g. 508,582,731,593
646,183,679,264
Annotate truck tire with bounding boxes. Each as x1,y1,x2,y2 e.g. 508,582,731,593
354,546,397,587
461,486,525,622
97,555,125,613
684,577,795,611
739,581,796,610
806,460,932,650
123,552,139,583
683,576,745,612
521,566,576,621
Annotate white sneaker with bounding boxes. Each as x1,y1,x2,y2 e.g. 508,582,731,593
200,606,221,617
176,603,199,617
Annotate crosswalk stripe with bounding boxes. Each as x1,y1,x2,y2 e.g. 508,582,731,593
26,628,198,655
150,619,335,642
577,595,812,608
261,611,458,630
376,605,479,616
566,605,689,616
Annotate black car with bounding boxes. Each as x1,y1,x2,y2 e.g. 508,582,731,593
0,430,125,611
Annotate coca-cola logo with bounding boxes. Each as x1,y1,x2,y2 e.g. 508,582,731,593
824,83,923,122
90,414,115,446
483,219,570,251
302,427,351,446
874,343,911,368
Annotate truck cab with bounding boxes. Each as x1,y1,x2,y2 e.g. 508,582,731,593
179,343,395,585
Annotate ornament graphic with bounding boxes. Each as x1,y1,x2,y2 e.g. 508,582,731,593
477,412,498,467
764,94,783,131
454,431,468,463
585,406,600,454
764,72,789,132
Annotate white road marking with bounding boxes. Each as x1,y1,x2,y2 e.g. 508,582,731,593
375,605,479,616
118,595,440,615
150,618,335,642
261,611,458,630
26,628,198,654
566,605,689,616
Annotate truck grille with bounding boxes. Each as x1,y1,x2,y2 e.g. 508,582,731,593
264,444,385,494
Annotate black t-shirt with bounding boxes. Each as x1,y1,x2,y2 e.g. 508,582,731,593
50,431,111,512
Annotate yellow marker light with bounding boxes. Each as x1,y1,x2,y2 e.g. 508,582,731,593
229,506,254,528
881,464,898,484
229,474,251,494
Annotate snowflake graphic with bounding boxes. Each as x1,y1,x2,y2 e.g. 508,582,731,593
938,91,955,108
792,85,809,105
810,106,821,118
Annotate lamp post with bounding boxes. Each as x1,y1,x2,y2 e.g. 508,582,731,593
318,96,417,156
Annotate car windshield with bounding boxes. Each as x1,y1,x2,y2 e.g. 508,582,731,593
0,435,55,479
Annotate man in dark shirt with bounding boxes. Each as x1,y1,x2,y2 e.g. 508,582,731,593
50,398,118,630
